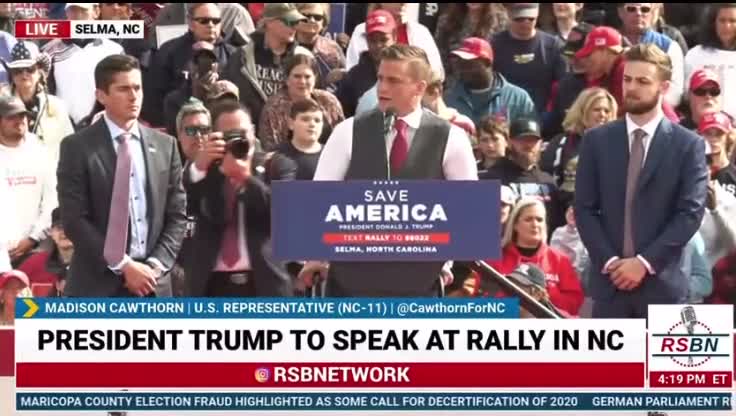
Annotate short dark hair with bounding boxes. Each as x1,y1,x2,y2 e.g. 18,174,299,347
94,54,140,92
187,3,218,19
290,98,323,119
700,4,736,49
209,99,252,129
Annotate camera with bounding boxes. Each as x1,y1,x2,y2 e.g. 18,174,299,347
223,130,251,159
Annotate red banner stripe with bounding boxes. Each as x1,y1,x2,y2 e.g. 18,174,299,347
16,362,644,388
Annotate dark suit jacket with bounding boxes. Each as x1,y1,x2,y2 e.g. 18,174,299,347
574,118,708,304
57,118,188,297
182,155,295,297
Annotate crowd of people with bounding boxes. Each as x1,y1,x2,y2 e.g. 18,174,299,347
0,3,735,325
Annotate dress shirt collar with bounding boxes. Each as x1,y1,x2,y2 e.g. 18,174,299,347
625,108,664,140
397,106,424,130
103,112,141,141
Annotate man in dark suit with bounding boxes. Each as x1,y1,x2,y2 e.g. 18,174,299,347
184,99,294,297
575,44,708,318
57,54,187,297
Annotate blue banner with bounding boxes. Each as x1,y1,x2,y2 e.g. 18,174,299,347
15,298,519,319
271,180,501,261
16,392,733,411
324,3,346,39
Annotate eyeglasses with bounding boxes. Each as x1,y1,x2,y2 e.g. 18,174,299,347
183,125,211,137
280,18,305,28
693,87,721,97
625,5,652,14
302,13,325,23
193,17,222,25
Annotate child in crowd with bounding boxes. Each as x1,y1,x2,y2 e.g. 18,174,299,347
274,98,325,181
550,206,589,290
475,115,509,172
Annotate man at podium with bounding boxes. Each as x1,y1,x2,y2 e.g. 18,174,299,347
300,44,478,297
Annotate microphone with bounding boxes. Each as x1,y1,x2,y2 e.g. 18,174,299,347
467,261,565,319
681,306,697,365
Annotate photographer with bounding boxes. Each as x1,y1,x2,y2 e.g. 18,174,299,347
183,100,294,297
164,41,221,137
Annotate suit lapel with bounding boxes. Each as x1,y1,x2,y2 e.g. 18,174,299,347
612,121,629,185
94,118,117,188
139,126,160,239
637,118,670,192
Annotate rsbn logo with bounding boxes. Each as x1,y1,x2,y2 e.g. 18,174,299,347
651,306,728,368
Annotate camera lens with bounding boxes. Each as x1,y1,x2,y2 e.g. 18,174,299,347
228,139,250,159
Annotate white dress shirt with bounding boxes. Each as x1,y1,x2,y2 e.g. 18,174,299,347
603,110,666,275
103,114,164,273
313,107,478,181
190,165,252,272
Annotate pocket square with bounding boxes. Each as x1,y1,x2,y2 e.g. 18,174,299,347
148,146,157,153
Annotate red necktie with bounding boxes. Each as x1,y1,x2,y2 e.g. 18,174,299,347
103,133,132,266
390,118,409,175
220,182,240,267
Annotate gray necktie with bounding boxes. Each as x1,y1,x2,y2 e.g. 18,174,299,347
623,128,646,258
103,133,132,266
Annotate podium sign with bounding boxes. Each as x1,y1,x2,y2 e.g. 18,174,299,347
271,180,501,261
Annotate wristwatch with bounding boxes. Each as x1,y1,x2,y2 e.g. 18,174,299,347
147,262,164,280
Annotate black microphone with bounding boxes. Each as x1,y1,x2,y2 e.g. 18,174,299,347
467,261,565,319
681,306,697,365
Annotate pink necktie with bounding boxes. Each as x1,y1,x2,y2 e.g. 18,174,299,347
103,133,132,266
220,182,240,267
623,129,646,258
390,118,409,175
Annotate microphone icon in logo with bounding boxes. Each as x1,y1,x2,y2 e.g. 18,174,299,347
680,306,697,366
254,367,271,383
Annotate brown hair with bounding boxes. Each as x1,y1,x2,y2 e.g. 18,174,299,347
290,98,323,119
623,43,673,82
284,53,318,82
380,44,431,82
296,3,331,30
94,54,140,92
478,115,510,141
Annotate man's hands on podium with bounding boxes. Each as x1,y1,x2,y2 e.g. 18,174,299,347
297,261,329,291
122,261,157,297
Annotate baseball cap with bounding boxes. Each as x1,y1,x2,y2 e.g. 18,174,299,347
509,3,540,19
510,117,542,140
5,41,41,69
575,26,623,59
192,41,217,58
562,22,594,57
0,96,31,118
689,68,720,92
0,270,30,290
451,37,494,62
366,10,396,35
261,3,306,24
698,111,732,134
65,3,95,10
208,80,240,101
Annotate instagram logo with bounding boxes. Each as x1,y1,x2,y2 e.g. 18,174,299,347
254,367,270,383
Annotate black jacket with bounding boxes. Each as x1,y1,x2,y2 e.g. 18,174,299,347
143,31,236,127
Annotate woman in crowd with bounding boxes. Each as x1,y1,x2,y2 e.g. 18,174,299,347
345,3,443,76
541,87,617,212
295,3,346,90
484,198,584,316
2,41,73,165
538,3,584,42
684,3,736,119
698,111,736,269
257,54,344,151
434,3,507,84
475,115,509,173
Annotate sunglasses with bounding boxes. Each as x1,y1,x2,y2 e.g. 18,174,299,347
193,17,221,25
183,125,211,137
281,18,305,27
693,87,721,97
10,66,37,75
625,5,652,14
302,13,325,23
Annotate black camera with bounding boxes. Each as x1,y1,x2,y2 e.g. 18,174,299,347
223,130,251,159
